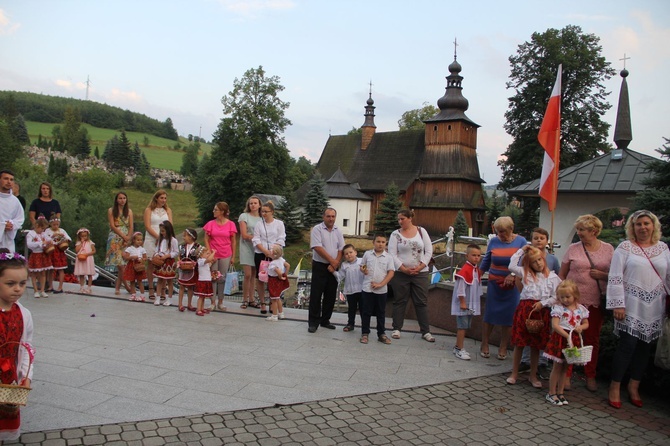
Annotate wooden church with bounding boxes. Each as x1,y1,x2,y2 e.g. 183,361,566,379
311,56,487,236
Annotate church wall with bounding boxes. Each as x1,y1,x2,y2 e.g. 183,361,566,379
329,197,371,236
425,121,477,147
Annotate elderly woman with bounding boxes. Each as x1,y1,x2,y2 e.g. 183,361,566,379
607,210,669,409
558,214,613,392
480,216,527,360
143,190,173,299
203,201,238,312
388,209,435,342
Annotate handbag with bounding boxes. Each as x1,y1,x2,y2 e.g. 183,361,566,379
77,253,88,261
259,259,270,283
133,261,146,273
655,318,670,370
581,243,606,308
224,266,239,295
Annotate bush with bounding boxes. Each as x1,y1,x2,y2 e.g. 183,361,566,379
133,175,155,193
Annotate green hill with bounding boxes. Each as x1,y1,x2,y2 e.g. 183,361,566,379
26,121,211,171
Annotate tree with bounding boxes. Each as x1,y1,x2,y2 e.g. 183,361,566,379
276,192,303,244
286,156,315,193
193,66,292,222
347,127,362,135
486,190,506,226
73,127,91,158
374,182,403,236
9,114,30,145
162,117,179,140
0,120,22,170
453,210,468,238
635,137,670,225
302,172,329,228
398,102,439,131
61,106,82,155
498,25,615,192
180,142,200,178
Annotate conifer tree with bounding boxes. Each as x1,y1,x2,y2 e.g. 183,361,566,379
276,192,303,244
302,172,330,228
374,182,403,236
453,210,469,238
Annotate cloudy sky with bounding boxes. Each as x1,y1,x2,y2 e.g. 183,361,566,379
1,0,668,184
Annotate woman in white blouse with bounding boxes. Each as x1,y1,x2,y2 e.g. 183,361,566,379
252,201,286,314
388,209,435,342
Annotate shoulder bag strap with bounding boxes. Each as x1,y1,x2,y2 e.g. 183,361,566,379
635,242,670,295
581,242,603,295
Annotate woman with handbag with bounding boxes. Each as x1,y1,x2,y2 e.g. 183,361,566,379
104,192,133,296
558,214,613,392
203,202,237,312
252,201,286,315
606,210,669,409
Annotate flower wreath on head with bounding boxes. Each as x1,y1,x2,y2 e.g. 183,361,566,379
76,228,90,235
0,252,26,262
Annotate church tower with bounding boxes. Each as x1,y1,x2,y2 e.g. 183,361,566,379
414,46,486,234
361,82,376,150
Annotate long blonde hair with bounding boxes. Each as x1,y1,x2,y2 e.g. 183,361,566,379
148,189,170,211
522,246,548,284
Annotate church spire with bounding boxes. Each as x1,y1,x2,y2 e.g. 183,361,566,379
361,80,376,150
613,57,632,150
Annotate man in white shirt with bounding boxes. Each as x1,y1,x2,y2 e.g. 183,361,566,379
0,170,25,252
308,208,345,333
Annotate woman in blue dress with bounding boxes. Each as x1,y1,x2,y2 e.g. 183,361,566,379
480,216,527,360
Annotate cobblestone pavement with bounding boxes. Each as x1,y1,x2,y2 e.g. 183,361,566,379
10,373,669,445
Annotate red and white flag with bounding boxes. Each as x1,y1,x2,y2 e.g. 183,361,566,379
538,65,562,211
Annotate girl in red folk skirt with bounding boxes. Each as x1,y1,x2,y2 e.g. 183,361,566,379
123,232,148,302
177,229,200,312
507,245,561,388
0,249,35,442
45,215,71,295
153,221,179,307
195,248,216,316
26,216,53,298
266,244,290,322
543,280,590,406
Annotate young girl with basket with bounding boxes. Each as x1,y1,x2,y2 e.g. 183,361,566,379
543,280,590,406
74,228,96,294
0,249,35,442
506,245,561,387
195,248,216,316
26,216,53,298
177,229,200,312
153,221,178,307
266,244,290,322
45,214,71,294
122,232,148,302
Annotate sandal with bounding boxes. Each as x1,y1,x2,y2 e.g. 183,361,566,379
187,306,197,312
497,353,508,360
178,306,185,312
240,302,248,309
248,301,261,308
196,310,205,316
343,325,354,332
557,394,568,405
545,393,563,406
360,335,369,344
480,350,490,358
378,335,391,345
422,333,435,343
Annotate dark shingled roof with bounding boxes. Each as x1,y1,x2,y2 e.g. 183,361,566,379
325,168,372,200
508,148,658,196
317,130,425,193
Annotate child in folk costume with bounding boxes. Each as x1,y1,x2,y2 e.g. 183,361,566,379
74,228,96,294
26,216,53,298
195,248,217,316
266,244,290,322
451,244,483,361
0,249,35,442
122,232,148,302
543,280,590,406
153,221,179,307
506,245,561,387
45,214,71,295
177,228,200,312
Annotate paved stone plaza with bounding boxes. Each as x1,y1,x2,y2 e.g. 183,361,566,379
6,284,669,445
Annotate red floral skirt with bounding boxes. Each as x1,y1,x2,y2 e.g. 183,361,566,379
268,276,289,298
194,281,213,297
154,258,176,279
544,330,583,363
28,252,52,272
511,300,551,349
124,262,147,282
49,249,68,270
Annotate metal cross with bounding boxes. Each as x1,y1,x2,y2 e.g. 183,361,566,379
619,53,631,69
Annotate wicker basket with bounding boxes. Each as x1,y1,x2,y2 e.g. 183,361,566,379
0,342,34,406
151,256,165,267
58,241,69,251
525,308,544,334
44,244,55,254
77,253,88,261
179,260,195,271
562,328,593,365
133,261,146,273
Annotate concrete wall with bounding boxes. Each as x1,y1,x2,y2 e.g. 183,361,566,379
330,198,371,236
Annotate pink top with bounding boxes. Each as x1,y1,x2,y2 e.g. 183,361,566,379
203,219,238,259
561,241,614,307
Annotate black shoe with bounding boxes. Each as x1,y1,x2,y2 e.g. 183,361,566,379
321,323,336,330
308,326,317,333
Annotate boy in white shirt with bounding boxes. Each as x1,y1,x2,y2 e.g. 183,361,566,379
360,234,395,345
333,244,364,332
452,244,483,360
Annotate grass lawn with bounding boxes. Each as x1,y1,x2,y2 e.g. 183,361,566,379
26,121,212,171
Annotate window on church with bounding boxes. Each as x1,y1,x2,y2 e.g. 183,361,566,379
343,219,349,227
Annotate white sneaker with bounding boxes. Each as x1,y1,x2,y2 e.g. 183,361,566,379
391,330,401,339
453,347,471,360
154,297,161,306
266,315,278,322
41,292,49,298
278,312,285,320
163,299,171,307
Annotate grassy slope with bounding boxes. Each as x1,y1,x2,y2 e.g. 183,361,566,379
26,121,212,171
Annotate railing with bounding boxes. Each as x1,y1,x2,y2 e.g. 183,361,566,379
430,228,488,283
